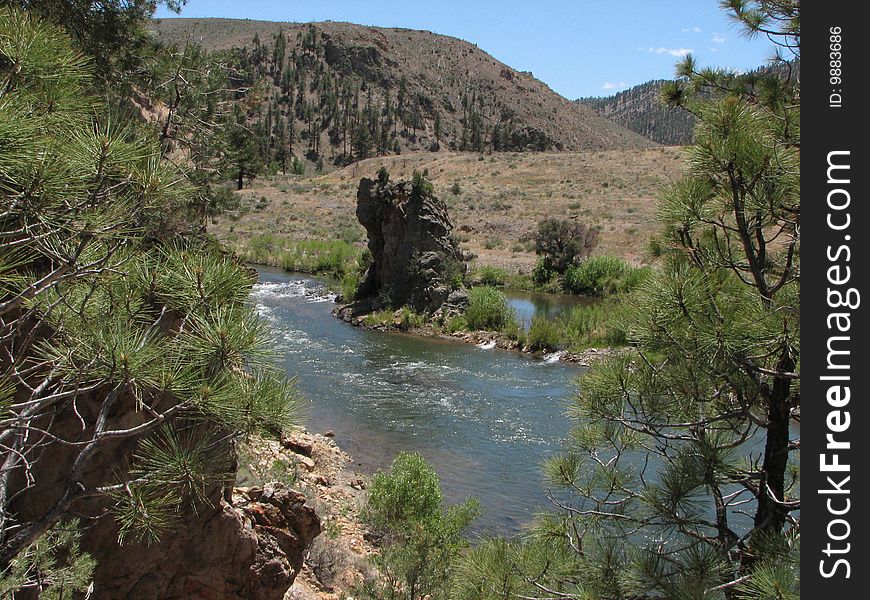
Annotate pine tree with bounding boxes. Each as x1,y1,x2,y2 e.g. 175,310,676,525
453,3,800,598
0,7,299,578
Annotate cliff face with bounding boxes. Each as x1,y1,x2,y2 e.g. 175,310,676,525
351,174,467,315
84,484,320,600
9,385,320,600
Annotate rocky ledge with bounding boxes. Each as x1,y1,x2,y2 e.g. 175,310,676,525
241,429,377,600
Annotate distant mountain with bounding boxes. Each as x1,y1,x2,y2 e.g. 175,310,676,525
578,81,696,146
153,18,655,166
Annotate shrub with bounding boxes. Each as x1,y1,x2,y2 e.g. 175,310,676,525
446,316,468,334
527,316,562,352
534,218,599,273
563,256,651,296
560,303,628,349
306,536,346,588
339,272,361,302
532,258,556,286
475,266,507,287
397,307,425,331
357,453,480,600
362,452,444,536
450,181,462,196
362,310,394,328
465,287,517,332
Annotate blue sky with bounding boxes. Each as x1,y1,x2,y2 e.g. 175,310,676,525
156,0,774,99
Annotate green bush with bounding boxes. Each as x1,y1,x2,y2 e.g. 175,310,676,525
527,316,562,352
532,258,556,286
475,266,507,287
357,453,480,600
362,452,443,536
338,272,360,302
560,303,628,349
398,307,425,331
563,256,650,296
534,218,599,273
446,316,468,334
465,287,517,332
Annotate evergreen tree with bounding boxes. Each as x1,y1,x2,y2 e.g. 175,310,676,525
0,7,298,579
454,2,800,598
9,0,187,90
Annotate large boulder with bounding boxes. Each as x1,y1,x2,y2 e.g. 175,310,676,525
352,173,466,314
84,483,320,600
8,385,321,600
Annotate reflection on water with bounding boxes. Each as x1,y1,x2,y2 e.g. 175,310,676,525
506,289,595,330
252,267,581,534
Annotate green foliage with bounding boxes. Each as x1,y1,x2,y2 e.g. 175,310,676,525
464,287,517,332
362,452,444,536
362,309,395,328
397,307,426,331
358,452,480,600
559,302,627,349
446,315,468,334
526,315,561,352
377,166,391,185
411,169,435,197
473,266,507,287
20,0,186,91
529,3,801,596
0,7,300,572
531,258,557,286
238,234,362,279
0,521,95,599
534,218,600,274
563,255,651,295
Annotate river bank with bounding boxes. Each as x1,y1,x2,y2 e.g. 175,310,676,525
333,304,621,367
240,429,376,599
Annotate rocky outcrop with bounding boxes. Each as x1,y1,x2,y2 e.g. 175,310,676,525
348,173,468,316
84,483,320,600
7,385,321,600
243,430,377,599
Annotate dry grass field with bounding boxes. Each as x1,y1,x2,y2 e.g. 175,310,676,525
211,146,687,272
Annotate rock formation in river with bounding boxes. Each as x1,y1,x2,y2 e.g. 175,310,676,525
347,170,469,315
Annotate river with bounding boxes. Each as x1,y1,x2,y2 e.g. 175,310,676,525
252,266,582,535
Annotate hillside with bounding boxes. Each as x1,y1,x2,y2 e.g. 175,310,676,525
579,80,696,145
153,18,655,168
210,147,687,271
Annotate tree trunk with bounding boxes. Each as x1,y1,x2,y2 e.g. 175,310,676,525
753,350,795,534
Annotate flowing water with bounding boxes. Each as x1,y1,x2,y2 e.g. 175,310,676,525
252,266,583,535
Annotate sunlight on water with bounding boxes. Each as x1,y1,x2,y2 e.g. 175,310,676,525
252,267,581,534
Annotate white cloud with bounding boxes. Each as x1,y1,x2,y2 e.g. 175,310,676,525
712,33,726,44
647,46,694,57
681,26,702,33
602,81,629,90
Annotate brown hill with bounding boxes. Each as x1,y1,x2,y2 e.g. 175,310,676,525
579,80,696,145
153,17,656,164
210,147,687,271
